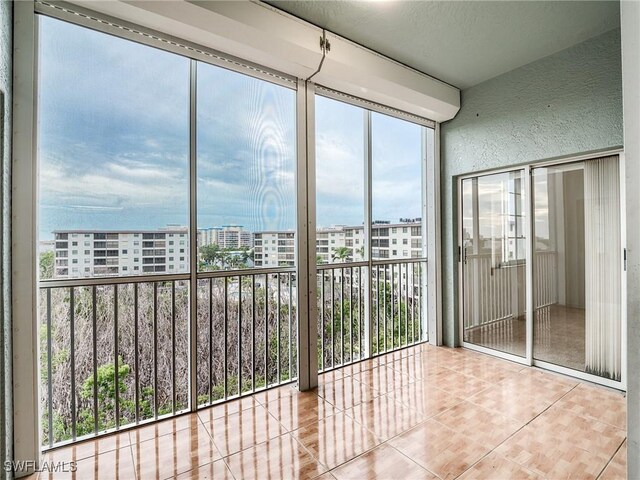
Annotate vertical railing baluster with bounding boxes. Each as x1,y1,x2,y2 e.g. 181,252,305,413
172,281,177,412
349,267,353,363
375,265,379,355
224,277,228,400
383,265,387,353
264,275,269,388
46,288,53,447
251,274,256,391
238,275,243,396
405,263,409,347
209,279,213,405
392,264,396,349
330,270,335,368
411,263,415,344
320,270,325,371
398,263,402,347
134,283,140,422
70,287,76,440
288,273,292,381
92,286,98,434
114,284,119,428
276,273,281,383
153,282,158,419
358,267,362,359
340,267,345,365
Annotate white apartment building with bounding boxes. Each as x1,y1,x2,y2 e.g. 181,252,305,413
253,231,295,267
52,226,189,278
253,220,423,267
197,225,253,249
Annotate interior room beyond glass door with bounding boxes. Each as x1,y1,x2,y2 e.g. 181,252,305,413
461,170,527,358
532,157,622,381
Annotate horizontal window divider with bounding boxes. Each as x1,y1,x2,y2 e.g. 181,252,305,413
371,257,427,266
34,0,297,91
196,266,296,279
38,273,191,289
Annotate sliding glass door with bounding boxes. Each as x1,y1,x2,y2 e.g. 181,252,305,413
460,156,624,385
461,170,527,358
532,156,622,381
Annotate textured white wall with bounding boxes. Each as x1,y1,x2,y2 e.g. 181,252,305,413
440,28,623,346
0,0,11,477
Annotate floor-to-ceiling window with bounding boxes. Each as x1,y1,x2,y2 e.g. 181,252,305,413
195,60,297,403
34,12,436,450
315,91,430,372
37,16,192,446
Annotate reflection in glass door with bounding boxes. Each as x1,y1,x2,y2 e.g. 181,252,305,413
532,157,622,381
461,170,527,358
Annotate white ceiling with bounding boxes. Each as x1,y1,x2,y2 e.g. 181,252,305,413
266,1,620,89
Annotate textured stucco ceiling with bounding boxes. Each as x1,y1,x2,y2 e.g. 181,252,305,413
265,0,620,89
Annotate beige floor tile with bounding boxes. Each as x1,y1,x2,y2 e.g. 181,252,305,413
390,419,490,480
317,377,378,410
343,394,426,441
331,444,437,480
225,433,327,480
131,423,221,479
456,452,541,480
42,431,131,464
202,396,259,420
130,412,201,444
388,382,464,417
351,366,416,394
200,404,286,457
423,370,492,399
40,447,136,480
292,412,381,469
175,459,235,479
554,383,626,429
599,440,627,480
496,407,625,479
467,382,555,423
265,391,340,431
253,384,300,404
434,401,523,449
319,369,347,383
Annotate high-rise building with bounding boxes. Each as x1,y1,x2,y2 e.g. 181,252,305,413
52,226,189,278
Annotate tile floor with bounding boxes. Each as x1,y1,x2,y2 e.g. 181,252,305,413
34,345,626,479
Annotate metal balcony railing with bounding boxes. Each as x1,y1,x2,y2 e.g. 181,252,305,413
371,258,426,355
39,267,298,450
39,274,191,449
195,268,297,406
317,264,366,371
39,259,426,449
317,258,427,372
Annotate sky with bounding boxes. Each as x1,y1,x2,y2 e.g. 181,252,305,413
37,16,426,241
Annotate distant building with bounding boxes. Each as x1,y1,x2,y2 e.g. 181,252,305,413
52,226,189,278
197,225,253,249
253,231,295,267
254,219,423,267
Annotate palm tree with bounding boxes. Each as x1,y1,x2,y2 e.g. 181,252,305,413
331,246,351,263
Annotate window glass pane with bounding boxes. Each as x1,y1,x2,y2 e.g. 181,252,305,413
315,96,365,264
371,112,423,260
196,63,296,271
37,17,190,279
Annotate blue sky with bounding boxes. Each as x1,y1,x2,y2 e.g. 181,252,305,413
38,16,424,240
